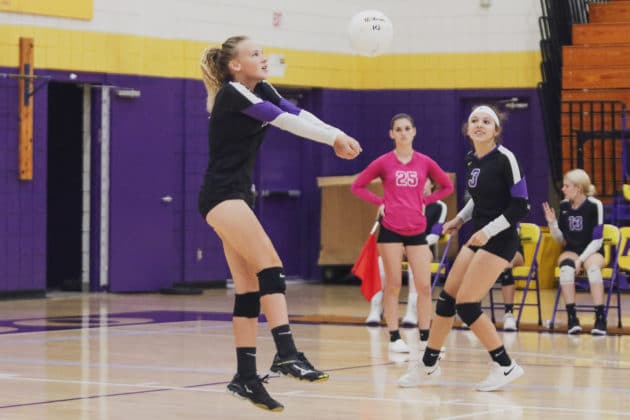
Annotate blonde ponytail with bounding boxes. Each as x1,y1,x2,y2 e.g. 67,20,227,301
199,36,248,113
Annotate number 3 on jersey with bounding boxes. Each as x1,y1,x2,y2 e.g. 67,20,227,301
396,170,418,187
468,168,480,188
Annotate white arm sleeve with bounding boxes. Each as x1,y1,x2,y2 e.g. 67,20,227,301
457,199,475,223
426,234,439,246
481,215,511,238
299,109,345,136
549,220,564,243
269,113,338,146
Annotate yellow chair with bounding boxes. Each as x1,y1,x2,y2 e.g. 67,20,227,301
611,184,630,224
549,224,622,330
486,223,543,328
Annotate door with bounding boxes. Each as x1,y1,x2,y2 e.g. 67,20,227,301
106,78,180,292
47,82,83,290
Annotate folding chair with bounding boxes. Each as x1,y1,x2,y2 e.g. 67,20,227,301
486,223,543,327
549,224,622,330
611,184,630,225
431,234,453,291
610,227,630,326
401,233,452,291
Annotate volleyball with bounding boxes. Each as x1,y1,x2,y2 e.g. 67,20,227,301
348,10,393,57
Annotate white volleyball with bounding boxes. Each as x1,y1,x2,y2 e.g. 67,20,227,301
348,10,393,57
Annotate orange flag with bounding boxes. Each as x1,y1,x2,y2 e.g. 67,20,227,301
351,220,382,301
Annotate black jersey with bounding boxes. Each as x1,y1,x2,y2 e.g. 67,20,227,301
198,80,301,215
465,145,529,233
425,200,447,236
558,197,604,254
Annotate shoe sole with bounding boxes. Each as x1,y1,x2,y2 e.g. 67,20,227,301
567,326,582,334
270,367,330,382
227,388,284,412
477,366,524,392
398,379,421,388
591,329,607,336
398,374,440,388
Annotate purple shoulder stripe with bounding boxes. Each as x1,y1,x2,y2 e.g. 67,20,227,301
593,224,603,240
511,178,528,199
242,101,283,122
279,98,301,115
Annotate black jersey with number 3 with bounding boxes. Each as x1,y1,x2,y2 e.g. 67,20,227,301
465,145,529,232
558,197,603,254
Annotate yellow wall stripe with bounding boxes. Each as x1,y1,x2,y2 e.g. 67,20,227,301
0,1,92,20
0,25,541,89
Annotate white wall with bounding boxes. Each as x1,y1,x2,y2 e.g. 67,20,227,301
1,0,542,53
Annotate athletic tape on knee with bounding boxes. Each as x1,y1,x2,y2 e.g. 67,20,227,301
587,266,603,284
500,269,514,286
233,292,261,318
456,302,483,326
435,290,456,317
258,266,286,296
559,259,576,285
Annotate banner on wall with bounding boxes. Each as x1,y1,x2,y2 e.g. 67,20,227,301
0,0,93,20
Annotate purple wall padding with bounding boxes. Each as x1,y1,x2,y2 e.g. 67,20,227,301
0,66,547,291
0,66,48,292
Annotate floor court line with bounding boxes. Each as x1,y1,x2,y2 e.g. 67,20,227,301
1,358,629,415
436,407,516,420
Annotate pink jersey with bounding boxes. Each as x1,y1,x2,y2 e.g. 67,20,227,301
351,151,454,236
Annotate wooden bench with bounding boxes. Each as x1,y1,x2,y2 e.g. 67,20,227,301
589,1,630,23
562,89,630,107
563,67,630,89
563,45,630,68
573,23,630,45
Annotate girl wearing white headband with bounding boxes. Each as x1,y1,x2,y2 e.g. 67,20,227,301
469,105,501,127
399,105,529,391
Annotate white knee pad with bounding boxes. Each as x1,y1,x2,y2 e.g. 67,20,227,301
559,265,575,285
587,266,603,284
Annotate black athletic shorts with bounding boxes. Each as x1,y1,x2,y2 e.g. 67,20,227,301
198,189,255,219
377,224,428,246
468,228,520,262
563,245,604,259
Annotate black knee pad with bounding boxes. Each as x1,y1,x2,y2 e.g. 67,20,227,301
500,269,514,286
456,302,483,326
559,258,575,268
435,290,456,317
233,292,260,318
258,267,286,296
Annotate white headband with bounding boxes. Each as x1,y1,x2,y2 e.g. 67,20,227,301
469,106,500,127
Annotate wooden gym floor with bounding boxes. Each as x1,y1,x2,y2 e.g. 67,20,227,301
0,283,628,419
